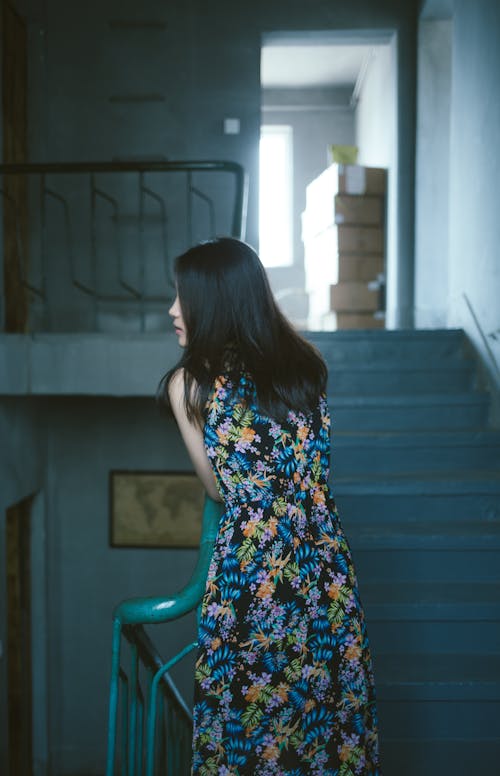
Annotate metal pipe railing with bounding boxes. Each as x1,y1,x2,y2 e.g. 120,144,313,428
0,160,248,331
0,159,247,239
106,495,223,775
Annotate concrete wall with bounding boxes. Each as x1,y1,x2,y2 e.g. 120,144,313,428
44,397,198,773
262,86,355,326
355,44,395,170
447,0,500,406
355,40,400,328
414,19,452,328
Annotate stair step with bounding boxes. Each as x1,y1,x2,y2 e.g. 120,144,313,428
378,698,500,740
327,364,474,394
308,328,470,365
334,470,500,497
330,392,489,430
334,430,500,474
336,491,500,524
354,548,500,583
368,619,500,656
375,653,500,700
379,738,500,776
362,581,500,620
347,518,500,550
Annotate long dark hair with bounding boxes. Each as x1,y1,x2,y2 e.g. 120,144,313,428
157,237,327,423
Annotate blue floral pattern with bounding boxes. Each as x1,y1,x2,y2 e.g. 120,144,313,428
192,373,380,775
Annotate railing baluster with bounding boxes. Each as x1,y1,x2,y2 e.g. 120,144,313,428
138,172,146,332
128,641,139,776
40,174,49,328
0,187,44,299
137,687,144,776
119,669,129,776
89,173,99,328
146,642,197,776
106,619,123,774
166,700,173,776
140,184,173,291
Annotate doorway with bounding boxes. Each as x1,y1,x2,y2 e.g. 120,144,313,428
260,31,397,331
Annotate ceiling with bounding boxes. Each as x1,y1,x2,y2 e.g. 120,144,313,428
261,44,376,89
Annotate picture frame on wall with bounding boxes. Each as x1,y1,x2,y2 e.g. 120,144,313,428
109,470,205,549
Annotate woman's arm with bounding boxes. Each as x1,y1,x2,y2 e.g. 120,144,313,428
168,369,223,503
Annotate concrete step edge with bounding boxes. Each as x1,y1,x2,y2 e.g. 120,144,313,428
329,392,488,407
326,363,472,373
365,602,500,621
334,430,500,447
334,472,500,495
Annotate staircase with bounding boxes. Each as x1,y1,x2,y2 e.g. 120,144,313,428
309,328,500,775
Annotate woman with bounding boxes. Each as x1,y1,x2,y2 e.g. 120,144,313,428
159,237,380,775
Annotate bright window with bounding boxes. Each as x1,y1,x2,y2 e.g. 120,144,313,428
259,125,293,267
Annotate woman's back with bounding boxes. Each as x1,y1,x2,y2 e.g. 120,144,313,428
192,371,380,775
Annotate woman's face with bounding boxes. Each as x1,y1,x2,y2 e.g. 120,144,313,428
169,295,187,347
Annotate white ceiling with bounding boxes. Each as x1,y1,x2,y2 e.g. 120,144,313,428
261,44,375,89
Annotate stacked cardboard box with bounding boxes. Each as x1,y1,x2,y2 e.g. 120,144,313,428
302,164,387,330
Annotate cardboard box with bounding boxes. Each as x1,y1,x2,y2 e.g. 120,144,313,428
338,225,384,254
330,281,380,312
336,312,385,329
338,254,384,282
334,195,384,226
305,164,386,211
338,165,387,195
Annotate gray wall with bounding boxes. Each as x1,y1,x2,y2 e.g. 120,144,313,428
414,19,452,328
447,0,500,400
44,398,198,773
416,0,500,407
355,40,399,327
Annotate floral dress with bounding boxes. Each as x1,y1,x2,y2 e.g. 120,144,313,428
192,372,380,776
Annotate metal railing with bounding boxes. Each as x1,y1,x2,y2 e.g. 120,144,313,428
0,160,248,331
106,496,223,776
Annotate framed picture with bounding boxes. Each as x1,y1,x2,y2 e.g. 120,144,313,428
109,470,205,548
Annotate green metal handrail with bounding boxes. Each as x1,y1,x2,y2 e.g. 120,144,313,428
106,495,223,776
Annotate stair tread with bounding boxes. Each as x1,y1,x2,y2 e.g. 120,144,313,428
327,363,471,373
380,736,500,743
375,652,500,684
334,471,500,496
356,519,500,536
329,392,488,406
345,516,500,550
307,328,466,341
363,582,500,619
348,519,500,540
334,429,500,446
364,581,500,604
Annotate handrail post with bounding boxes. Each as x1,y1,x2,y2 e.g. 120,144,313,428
105,495,223,773
106,617,123,776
